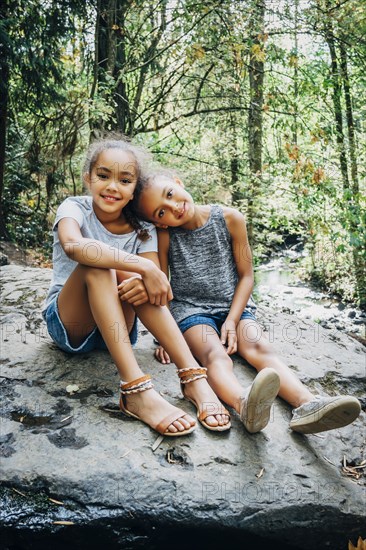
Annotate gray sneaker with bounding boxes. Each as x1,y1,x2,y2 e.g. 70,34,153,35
290,395,361,434
240,368,280,433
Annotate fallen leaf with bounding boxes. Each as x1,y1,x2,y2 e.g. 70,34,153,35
342,457,365,481
166,450,180,464
66,384,79,395
256,467,265,479
348,536,366,550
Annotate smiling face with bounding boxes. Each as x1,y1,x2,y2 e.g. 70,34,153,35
84,148,138,222
137,175,195,228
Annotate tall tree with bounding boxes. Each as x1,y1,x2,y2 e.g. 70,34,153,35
0,2,10,238
247,0,265,243
320,0,365,306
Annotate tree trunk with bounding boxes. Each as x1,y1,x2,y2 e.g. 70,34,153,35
338,43,359,196
339,43,365,308
93,0,130,134
230,117,241,205
247,1,265,245
113,1,130,134
325,21,350,189
0,0,10,239
324,8,365,307
293,0,299,145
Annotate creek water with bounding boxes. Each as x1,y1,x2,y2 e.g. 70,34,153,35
253,248,365,342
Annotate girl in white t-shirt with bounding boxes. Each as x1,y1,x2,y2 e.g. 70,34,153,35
43,136,233,437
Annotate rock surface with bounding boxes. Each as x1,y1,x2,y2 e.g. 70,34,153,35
0,264,365,550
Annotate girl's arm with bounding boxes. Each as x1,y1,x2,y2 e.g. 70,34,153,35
58,217,172,306
157,228,170,278
222,207,255,354
155,229,172,364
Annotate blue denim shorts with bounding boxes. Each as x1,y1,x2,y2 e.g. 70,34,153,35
43,294,138,354
178,307,257,336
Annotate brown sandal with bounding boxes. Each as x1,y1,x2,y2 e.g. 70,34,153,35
119,374,195,437
178,367,231,432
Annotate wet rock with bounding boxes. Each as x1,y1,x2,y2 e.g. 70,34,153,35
0,433,16,458
47,428,89,449
281,307,294,314
348,310,357,319
0,252,9,266
0,264,365,550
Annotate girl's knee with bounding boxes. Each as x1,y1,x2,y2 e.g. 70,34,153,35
242,338,273,359
83,265,116,284
206,350,233,370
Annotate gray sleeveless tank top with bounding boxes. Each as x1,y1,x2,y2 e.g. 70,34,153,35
168,204,256,323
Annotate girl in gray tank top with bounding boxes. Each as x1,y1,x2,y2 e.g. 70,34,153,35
131,171,361,436
167,203,257,325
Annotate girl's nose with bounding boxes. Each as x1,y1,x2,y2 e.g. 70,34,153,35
106,179,119,190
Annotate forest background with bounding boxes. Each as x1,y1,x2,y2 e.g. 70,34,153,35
0,0,365,307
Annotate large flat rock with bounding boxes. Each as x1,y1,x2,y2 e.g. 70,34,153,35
0,264,365,549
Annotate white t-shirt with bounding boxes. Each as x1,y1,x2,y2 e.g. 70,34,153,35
42,196,158,312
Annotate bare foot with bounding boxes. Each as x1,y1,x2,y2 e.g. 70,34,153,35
182,378,230,428
123,388,196,434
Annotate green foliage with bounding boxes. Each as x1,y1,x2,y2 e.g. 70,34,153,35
1,0,365,304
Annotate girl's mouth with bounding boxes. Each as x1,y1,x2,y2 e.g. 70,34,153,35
101,195,121,202
177,202,186,219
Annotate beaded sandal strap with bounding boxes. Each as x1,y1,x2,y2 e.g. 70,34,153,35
177,366,207,385
120,374,153,395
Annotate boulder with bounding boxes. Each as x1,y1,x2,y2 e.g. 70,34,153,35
0,265,365,550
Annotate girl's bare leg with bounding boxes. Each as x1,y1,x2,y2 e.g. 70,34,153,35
134,304,230,428
236,319,314,408
57,264,195,433
182,325,246,414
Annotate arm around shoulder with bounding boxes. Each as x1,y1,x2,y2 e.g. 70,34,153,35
157,228,170,278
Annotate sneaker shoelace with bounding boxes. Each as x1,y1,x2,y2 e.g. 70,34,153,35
292,395,323,417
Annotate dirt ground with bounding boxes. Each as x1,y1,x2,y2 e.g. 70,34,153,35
0,240,52,268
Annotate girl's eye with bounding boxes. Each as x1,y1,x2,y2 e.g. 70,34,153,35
97,173,108,179
120,179,131,185
158,209,165,218
167,189,173,198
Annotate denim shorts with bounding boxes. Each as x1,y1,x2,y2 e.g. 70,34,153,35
43,294,138,354
178,307,257,336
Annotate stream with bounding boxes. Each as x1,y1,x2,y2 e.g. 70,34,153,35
253,247,365,343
